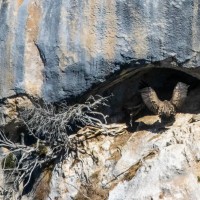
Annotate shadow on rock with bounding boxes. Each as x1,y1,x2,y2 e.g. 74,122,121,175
130,120,172,134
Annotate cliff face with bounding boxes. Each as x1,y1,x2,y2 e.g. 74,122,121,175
48,114,200,200
0,0,200,101
1,1,200,200
46,86,200,200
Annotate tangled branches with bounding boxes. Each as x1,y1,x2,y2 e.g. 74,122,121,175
20,95,109,143
74,123,127,142
0,132,47,199
0,95,110,198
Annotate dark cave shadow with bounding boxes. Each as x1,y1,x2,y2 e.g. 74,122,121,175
127,120,172,134
100,67,200,129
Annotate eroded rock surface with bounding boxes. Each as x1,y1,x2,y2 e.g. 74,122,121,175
48,114,200,200
1,0,200,199
0,0,200,101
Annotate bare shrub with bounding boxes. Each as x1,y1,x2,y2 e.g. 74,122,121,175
0,95,110,199
20,95,109,143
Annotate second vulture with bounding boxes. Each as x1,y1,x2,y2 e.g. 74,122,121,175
140,82,189,121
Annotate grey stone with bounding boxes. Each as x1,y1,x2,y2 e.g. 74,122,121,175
0,0,199,101
47,114,200,200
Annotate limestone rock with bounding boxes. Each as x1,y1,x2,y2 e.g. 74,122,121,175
0,0,200,101
48,114,200,200
0,1,200,199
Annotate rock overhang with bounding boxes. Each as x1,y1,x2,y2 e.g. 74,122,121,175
0,0,200,102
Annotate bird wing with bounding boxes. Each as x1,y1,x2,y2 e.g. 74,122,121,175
140,87,161,114
170,82,189,109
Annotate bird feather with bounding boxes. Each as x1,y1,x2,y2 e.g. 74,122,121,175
170,82,189,109
140,87,161,114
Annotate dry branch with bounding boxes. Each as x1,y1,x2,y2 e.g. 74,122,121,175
73,123,127,142
20,95,109,142
0,95,113,199
0,95,128,199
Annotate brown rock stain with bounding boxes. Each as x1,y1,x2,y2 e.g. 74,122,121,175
24,1,43,96
123,151,157,182
82,0,117,59
70,127,130,199
194,161,200,182
136,115,159,125
103,0,117,60
147,134,161,142
4,37,14,96
26,1,41,40
123,161,142,181
82,0,98,58
58,6,78,69
17,0,24,7
109,131,131,161
75,170,109,200
34,166,53,200
133,27,148,58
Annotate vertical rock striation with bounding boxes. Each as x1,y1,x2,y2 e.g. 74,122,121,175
0,0,199,101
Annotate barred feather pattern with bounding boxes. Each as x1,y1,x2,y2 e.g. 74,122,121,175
140,82,189,119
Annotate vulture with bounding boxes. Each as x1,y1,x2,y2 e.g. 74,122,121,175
140,82,189,121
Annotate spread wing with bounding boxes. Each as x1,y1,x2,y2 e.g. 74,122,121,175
140,87,161,114
170,82,189,109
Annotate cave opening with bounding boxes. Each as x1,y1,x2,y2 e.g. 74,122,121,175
92,65,200,125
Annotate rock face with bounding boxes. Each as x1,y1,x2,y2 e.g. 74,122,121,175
48,114,200,200
1,1,200,200
0,0,200,101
